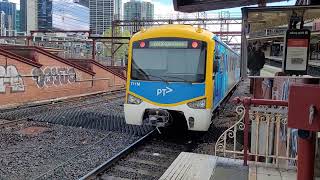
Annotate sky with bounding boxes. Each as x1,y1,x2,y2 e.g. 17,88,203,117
9,0,296,15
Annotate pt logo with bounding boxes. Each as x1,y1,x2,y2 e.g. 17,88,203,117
157,87,173,96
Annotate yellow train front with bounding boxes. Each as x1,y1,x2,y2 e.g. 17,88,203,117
124,25,240,131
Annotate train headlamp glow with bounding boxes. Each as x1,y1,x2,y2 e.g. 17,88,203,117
127,94,142,104
187,98,206,109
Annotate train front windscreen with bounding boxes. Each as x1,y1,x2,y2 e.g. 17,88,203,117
131,38,207,83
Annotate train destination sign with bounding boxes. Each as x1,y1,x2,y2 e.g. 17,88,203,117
283,29,310,75
149,41,189,48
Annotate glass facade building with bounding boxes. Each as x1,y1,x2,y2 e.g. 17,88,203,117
15,9,20,32
38,0,53,30
0,0,16,34
38,0,89,31
89,0,121,35
20,0,89,32
20,0,38,34
123,0,154,34
52,0,89,30
124,0,154,21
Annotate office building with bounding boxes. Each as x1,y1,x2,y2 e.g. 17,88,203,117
37,0,52,30
124,0,154,20
0,0,16,35
74,0,89,7
20,0,38,34
0,11,5,35
20,0,89,33
89,0,121,35
15,9,20,32
52,0,89,30
123,0,154,33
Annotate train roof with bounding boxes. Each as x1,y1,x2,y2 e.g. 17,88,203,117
131,25,239,55
213,35,240,56
131,25,214,42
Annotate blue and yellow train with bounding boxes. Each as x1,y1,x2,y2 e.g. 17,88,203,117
124,25,240,131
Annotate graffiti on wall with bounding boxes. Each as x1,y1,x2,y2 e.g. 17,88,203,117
31,67,77,88
0,65,25,93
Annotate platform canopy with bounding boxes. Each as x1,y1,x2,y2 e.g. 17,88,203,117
173,0,285,12
243,5,320,33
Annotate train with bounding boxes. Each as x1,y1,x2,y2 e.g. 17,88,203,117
124,25,241,131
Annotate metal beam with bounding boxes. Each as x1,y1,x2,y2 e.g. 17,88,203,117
30,30,91,34
89,36,130,40
112,44,124,55
213,31,242,35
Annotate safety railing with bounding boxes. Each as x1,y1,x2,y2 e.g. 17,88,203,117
215,97,297,169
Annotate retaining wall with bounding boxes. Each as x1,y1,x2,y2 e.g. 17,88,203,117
0,46,126,107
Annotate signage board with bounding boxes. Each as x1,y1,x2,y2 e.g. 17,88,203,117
283,29,310,75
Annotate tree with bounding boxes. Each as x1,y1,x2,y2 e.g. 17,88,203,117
103,28,130,63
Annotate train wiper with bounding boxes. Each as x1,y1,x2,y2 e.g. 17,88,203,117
161,75,192,84
146,74,169,84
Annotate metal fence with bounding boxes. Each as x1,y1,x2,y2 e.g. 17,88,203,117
215,97,297,169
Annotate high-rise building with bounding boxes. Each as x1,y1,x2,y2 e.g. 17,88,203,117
20,0,38,34
89,0,121,35
114,0,121,20
15,10,20,32
20,0,89,33
123,0,154,33
0,0,16,35
124,0,154,20
74,0,89,7
0,11,5,35
52,0,89,30
37,0,52,30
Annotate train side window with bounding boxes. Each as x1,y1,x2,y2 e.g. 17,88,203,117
214,43,220,73
226,54,228,72
214,53,220,73
231,55,234,71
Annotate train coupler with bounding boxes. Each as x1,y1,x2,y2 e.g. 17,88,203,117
143,109,171,128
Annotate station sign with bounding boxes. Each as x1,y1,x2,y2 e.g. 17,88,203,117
283,29,310,75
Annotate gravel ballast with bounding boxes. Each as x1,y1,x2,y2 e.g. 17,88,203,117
0,120,141,180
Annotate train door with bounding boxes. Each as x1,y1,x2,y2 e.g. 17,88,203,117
213,42,223,108
223,52,228,96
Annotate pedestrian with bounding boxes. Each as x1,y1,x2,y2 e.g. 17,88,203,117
247,42,265,76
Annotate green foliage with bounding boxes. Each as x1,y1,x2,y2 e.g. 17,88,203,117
103,28,130,60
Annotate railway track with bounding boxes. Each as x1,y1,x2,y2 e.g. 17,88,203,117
0,90,125,128
80,129,200,180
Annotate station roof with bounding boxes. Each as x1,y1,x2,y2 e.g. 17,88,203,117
243,5,320,33
173,0,285,12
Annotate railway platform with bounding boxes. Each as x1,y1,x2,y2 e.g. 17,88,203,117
264,56,320,76
160,152,320,180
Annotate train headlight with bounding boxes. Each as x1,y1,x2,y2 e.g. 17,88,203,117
127,94,142,104
187,98,206,109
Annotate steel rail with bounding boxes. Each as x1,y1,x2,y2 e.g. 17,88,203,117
0,89,124,113
79,129,156,180
0,118,28,128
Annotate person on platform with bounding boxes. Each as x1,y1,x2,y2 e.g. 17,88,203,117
247,42,265,76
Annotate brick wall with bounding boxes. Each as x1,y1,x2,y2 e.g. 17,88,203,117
0,47,126,107
90,62,126,92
